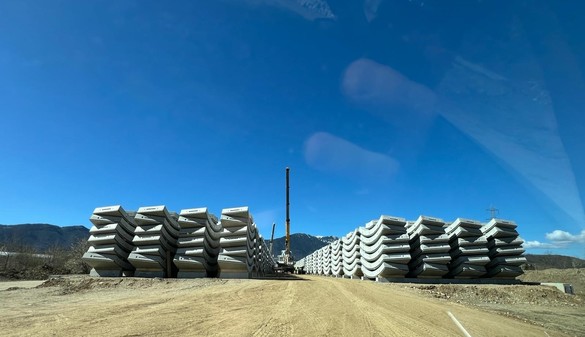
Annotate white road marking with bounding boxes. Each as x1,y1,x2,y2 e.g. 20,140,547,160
447,311,473,337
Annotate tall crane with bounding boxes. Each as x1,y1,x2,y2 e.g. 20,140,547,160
276,167,294,271
285,166,291,262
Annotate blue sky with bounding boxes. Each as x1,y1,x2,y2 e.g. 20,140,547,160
1,1,584,257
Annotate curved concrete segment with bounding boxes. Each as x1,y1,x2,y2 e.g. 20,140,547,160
172,207,221,277
407,216,450,278
303,214,526,281
481,219,525,278
82,205,137,277
128,205,180,278
342,229,363,278
216,206,275,278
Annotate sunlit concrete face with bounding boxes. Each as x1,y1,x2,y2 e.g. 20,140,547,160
83,206,137,277
300,215,526,281
84,205,276,279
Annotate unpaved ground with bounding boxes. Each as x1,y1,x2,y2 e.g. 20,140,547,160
520,268,585,296
403,283,584,336
0,280,44,291
0,275,582,337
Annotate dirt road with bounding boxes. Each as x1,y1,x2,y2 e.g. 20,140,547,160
0,275,575,336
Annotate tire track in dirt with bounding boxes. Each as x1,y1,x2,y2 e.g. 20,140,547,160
0,276,576,337
252,281,295,337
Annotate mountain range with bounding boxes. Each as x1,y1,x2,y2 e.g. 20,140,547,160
0,224,89,252
270,233,338,260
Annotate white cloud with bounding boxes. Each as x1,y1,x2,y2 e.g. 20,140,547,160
523,240,563,249
304,132,399,181
524,229,585,250
545,229,585,244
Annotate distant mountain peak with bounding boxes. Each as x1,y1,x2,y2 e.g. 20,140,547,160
271,233,339,260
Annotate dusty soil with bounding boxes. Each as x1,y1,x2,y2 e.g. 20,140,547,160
1,275,582,337
520,268,585,296
403,283,584,336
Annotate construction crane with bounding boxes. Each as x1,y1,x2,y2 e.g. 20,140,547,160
276,167,295,272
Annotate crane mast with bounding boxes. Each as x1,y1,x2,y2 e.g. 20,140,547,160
276,167,294,271
285,167,291,261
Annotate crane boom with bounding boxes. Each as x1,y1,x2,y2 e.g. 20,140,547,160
269,222,276,257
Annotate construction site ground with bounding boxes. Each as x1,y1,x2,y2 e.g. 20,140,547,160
1,271,583,337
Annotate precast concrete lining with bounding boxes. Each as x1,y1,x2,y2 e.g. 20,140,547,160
83,205,137,277
127,206,180,278
303,214,527,281
259,237,276,274
322,244,332,275
307,254,316,274
84,204,275,279
217,206,268,278
330,239,344,277
407,216,451,278
173,207,221,278
481,219,526,278
445,218,490,278
342,229,363,278
316,247,324,275
360,216,411,279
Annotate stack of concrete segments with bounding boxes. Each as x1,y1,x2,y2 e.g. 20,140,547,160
173,207,221,278
445,218,490,278
359,215,411,280
330,239,343,277
322,243,332,275
481,219,526,278
254,234,274,275
127,206,180,277
255,236,274,275
407,216,451,278
342,229,362,278
216,206,257,278
306,254,315,274
298,256,307,274
316,247,324,275
293,257,305,273
83,205,137,277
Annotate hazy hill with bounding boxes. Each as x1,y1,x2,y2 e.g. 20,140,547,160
524,254,585,269
271,233,339,260
0,224,89,252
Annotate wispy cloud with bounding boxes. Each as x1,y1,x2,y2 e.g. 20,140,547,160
523,240,563,249
304,132,399,181
364,0,383,22
238,0,335,21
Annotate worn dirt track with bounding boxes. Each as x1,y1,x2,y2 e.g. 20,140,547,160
0,275,572,336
